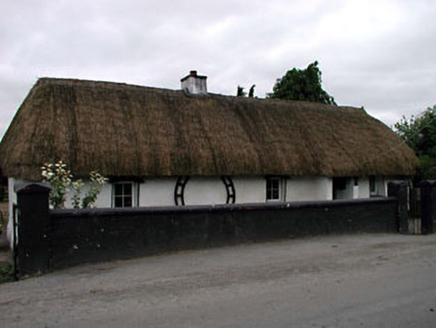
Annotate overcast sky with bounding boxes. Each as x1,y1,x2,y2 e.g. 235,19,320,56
1,0,435,139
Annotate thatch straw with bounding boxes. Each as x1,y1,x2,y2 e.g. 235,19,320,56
0,78,418,181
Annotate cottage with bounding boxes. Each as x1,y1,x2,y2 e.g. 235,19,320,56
0,71,417,231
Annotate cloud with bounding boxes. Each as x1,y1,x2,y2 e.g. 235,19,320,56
0,0,435,138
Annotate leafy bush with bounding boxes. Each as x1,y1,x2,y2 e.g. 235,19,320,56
394,105,436,182
41,161,108,209
0,265,14,284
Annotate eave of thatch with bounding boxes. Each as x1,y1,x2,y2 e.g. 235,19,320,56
0,78,418,181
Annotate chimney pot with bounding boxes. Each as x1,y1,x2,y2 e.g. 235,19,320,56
181,70,207,95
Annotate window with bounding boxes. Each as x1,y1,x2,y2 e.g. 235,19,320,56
266,177,285,201
113,182,134,208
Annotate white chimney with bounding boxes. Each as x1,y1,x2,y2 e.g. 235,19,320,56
181,70,207,95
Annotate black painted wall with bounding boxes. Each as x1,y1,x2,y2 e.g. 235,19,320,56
420,180,436,234
50,198,398,269
16,184,51,277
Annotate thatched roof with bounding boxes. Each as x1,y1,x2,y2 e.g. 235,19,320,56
0,78,418,181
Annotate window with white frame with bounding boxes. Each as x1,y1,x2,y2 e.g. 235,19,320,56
266,177,285,201
113,182,135,208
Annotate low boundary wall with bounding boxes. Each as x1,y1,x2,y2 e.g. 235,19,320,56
15,181,413,277
49,198,398,269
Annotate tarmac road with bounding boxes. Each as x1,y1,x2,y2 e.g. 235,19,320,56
0,233,435,327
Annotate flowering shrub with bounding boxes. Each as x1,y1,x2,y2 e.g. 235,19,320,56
41,161,72,209
41,161,108,209
71,179,85,209
81,171,108,208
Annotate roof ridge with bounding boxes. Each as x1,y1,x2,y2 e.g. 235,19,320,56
35,77,364,112
36,77,182,94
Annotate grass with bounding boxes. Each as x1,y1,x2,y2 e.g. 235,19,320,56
0,201,8,224
0,265,14,284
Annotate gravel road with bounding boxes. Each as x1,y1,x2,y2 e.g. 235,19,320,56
1,233,435,327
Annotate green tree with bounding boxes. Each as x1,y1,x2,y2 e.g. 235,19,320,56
248,85,256,98
268,61,336,105
394,105,436,181
237,85,255,98
236,86,246,97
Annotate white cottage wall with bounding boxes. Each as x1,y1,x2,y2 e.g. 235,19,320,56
232,177,266,203
184,177,228,206
317,177,334,200
6,175,387,221
287,177,333,201
139,178,176,206
359,178,370,198
94,184,113,207
62,182,112,208
6,177,20,244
